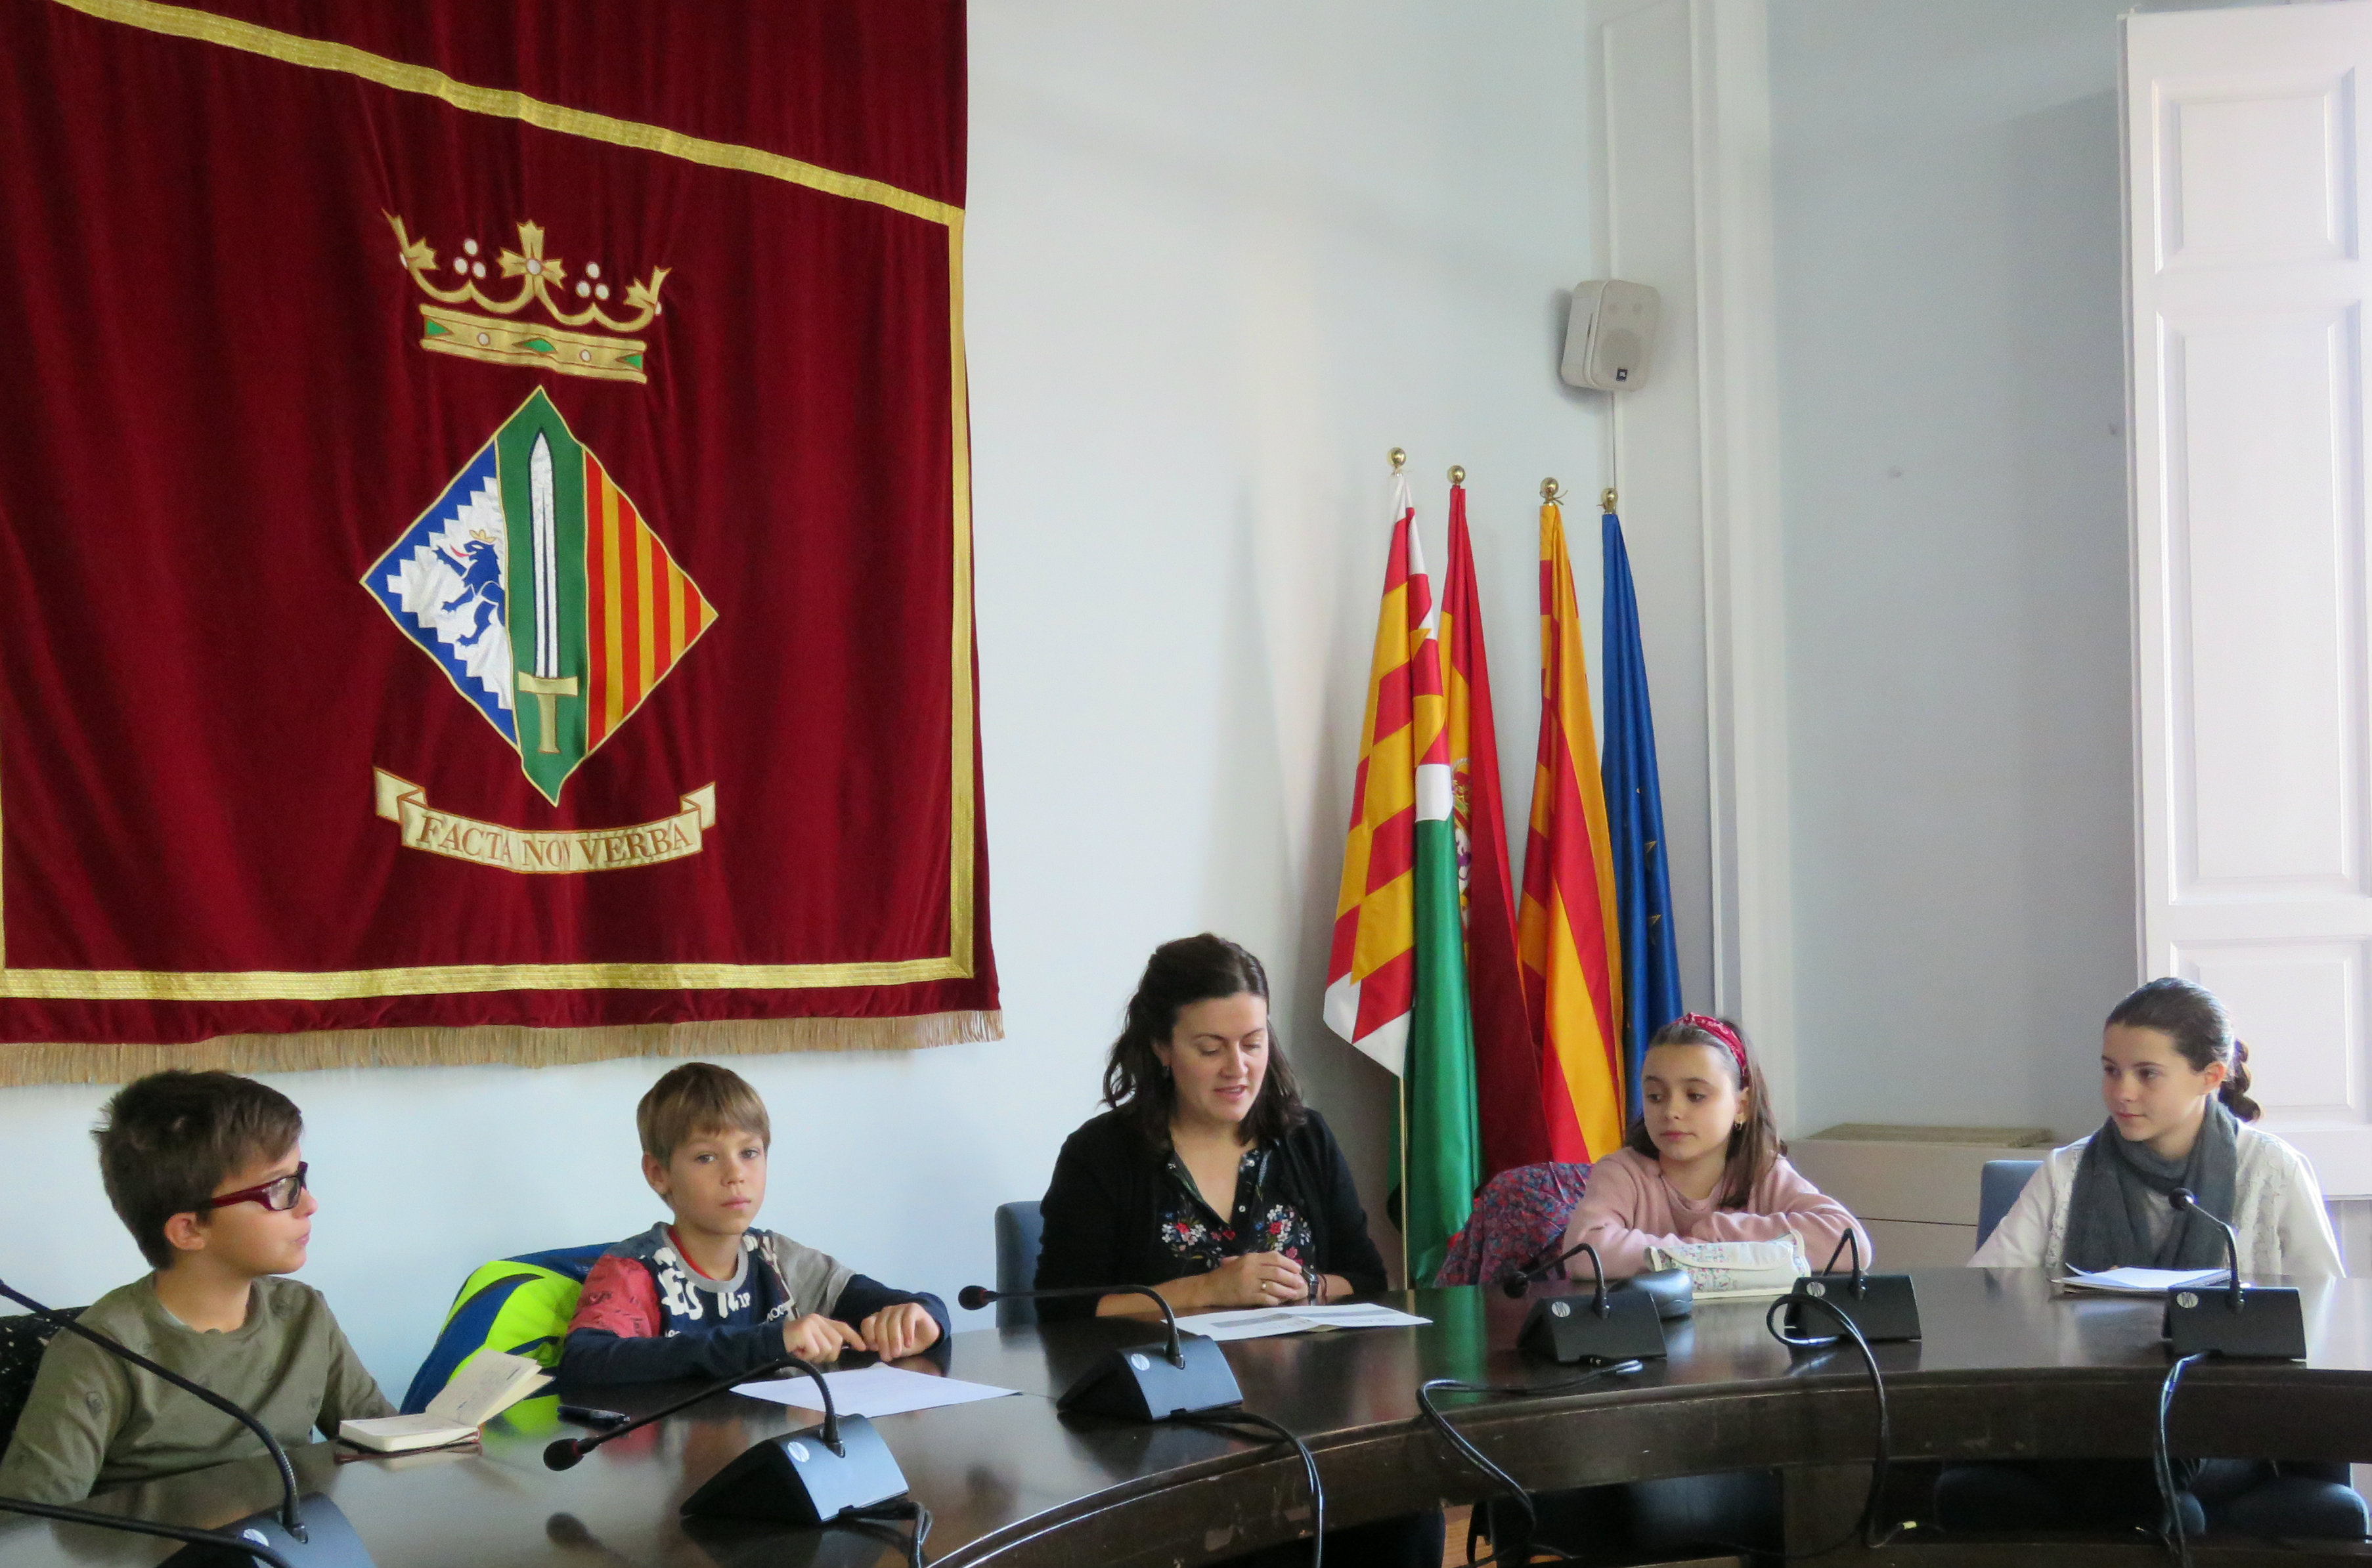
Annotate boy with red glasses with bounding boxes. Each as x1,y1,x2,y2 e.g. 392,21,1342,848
0,1071,391,1501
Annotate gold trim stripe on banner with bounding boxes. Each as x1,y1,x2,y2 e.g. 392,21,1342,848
3,1,981,1003
0,1011,1005,1087
45,0,961,226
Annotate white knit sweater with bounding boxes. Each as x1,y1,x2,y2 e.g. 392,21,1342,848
1969,1123,2344,1278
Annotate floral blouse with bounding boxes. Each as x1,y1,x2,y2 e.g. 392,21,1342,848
1156,1143,1317,1288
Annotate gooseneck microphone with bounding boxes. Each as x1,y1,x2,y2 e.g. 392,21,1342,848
0,1278,306,1540
1782,1225,1920,1343
544,1355,839,1471
0,1494,294,1567
957,1282,1244,1420
2169,1188,2247,1313
956,1282,1190,1366
1513,1244,1668,1364
2161,1189,2305,1359
1820,1225,1870,1290
1498,1237,1600,1300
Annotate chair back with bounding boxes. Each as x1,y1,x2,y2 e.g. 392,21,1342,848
0,1306,81,1453
994,1202,1044,1328
1977,1160,2044,1250
1433,1162,1592,1287
401,1243,608,1413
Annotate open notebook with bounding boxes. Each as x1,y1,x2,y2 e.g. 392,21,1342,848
338,1351,551,1454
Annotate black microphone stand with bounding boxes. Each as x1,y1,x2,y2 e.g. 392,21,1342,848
1512,1244,1667,1363
1497,1236,1598,1298
0,1495,294,1568
957,1282,1242,1419
1781,1225,1922,1342
957,1282,1192,1366
0,1278,305,1540
2161,1188,2304,1359
544,1356,837,1471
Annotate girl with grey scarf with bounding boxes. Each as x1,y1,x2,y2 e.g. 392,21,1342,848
1972,978,2339,1278
1946,979,2353,1542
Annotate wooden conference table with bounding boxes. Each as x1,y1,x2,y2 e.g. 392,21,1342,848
7,1269,2372,1567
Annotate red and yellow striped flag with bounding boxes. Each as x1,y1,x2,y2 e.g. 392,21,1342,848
1324,473,1428,1068
1517,492,1627,1162
582,451,718,754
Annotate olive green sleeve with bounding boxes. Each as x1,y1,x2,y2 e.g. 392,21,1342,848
0,1330,131,1504
311,1312,395,1435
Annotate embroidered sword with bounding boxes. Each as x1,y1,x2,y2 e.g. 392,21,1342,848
515,431,578,754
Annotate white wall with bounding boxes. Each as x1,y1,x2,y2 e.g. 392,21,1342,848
1768,0,2138,1141
0,5,1619,1395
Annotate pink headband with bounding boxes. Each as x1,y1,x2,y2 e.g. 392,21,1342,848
1677,1013,1749,1085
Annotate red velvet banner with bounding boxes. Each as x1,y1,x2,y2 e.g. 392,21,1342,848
0,0,996,1074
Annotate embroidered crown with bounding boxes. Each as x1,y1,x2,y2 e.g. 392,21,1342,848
387,215,670,385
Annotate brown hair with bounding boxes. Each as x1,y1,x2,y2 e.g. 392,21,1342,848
95,1071,303,1269
1623,1015,1784,1210
637,1062,772,1163
1103,934,1306,1147
2106,977,2261,1122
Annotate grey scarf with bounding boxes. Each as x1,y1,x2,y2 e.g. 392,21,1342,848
2062,1097,2240,1273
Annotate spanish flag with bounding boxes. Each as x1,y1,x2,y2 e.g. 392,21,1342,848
1518,493,1627,1162
1326,472,1480,1281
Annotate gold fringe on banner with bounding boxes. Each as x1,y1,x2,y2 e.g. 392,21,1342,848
0,1011,1003,1088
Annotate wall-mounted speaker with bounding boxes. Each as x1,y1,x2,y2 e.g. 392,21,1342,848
1560,279,1660,392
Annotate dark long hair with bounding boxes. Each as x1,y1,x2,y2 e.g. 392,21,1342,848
2106,977,2261,1122
1103,934,1306,1147
1622,1015,1782,1210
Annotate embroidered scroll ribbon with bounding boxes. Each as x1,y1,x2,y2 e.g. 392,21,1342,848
374,769,716,874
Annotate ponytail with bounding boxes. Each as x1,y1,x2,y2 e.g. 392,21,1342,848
2220,1038,2262,1122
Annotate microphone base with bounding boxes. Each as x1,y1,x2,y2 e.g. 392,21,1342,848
681,1413,908,1526
1517,1288,1669,1364
1782,1272,1923,1343
160,1494,373,1568
2164,1285,2307,1360
1057,1333,1242,1421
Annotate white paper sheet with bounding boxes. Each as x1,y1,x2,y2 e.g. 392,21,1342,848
2058,1266,2232,1296
732,1362,1019,1418
1172,1303,1431,1342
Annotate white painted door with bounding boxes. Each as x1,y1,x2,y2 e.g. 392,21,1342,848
2128,3,2372,1194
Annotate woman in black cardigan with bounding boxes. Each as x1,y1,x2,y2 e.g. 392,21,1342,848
1035,934,1435,1568
1035,934,1388,1321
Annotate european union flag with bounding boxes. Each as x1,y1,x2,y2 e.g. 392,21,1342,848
1601,508,1683,1117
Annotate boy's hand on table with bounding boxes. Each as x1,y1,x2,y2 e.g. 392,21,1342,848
860,1302,942,1361
782,1312,866,1364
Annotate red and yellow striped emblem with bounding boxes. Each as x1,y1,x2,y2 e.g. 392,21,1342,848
582,451,718,754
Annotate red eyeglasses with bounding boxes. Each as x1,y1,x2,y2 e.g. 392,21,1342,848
203,1162,309,1213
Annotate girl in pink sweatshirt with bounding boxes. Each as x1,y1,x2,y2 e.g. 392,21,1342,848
1560,1014,1869,1276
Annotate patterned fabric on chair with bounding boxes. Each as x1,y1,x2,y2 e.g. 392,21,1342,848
1432,1162,1591,1287
0,1307,82,1453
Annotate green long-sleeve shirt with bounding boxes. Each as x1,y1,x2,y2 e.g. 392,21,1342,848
0,1274,392,1502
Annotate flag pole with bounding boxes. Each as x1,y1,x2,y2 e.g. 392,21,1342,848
1390,445,1412,1286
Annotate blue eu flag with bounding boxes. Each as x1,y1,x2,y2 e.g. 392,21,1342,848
1601,507,1683,1117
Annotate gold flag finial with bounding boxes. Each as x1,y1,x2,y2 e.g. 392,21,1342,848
1602,487,1619,512
1541,476,1562,502
1388,447,1407,473
1448,465,1466,485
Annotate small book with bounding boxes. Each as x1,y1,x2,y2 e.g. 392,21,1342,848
338,1351,552,1454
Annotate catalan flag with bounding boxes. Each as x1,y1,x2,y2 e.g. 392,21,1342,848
1441,477,1552,1179
582,450,717,756
1518,492,1627,1162
1325,471,1480,1282
1324,475,1426,1070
